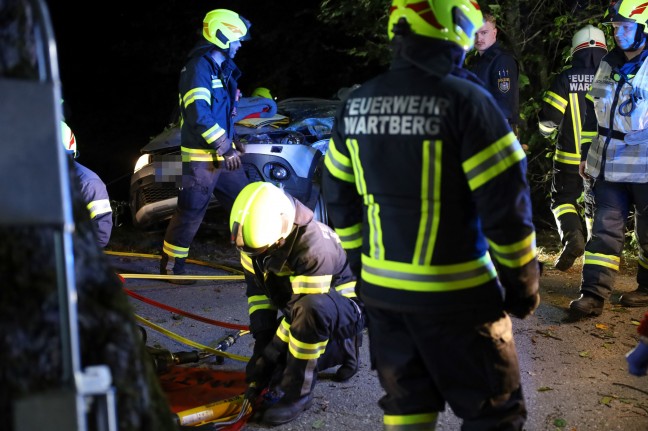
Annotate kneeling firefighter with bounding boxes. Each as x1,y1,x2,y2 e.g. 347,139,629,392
230,182,364,426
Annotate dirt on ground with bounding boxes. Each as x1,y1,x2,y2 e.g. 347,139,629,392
106,219,648,431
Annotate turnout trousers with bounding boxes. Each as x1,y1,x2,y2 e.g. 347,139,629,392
164,160,248,260
580,180,648,300
265,293,363,400
366,307,526,431
551,166,592,245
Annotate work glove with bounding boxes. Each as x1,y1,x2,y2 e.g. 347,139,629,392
222,147,241,171
626,340,648,376
504,291,540,319
246,355,275,392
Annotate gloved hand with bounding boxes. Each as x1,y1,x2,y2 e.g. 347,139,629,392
246,355,275,390
222,147,241,171
504,292,540,319
626,340,648,376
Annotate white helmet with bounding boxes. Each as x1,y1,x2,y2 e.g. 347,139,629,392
571,25,607,55
61,121,77,158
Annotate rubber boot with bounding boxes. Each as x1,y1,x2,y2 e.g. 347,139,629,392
160,253,196,285
554,229,585,272
333,335,360,382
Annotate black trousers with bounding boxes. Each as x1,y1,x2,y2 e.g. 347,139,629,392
366,307,527,431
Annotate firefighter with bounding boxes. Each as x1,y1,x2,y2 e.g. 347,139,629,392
569,0,648,316
322,1,540,429
160,9,251,284
231,182,363,426
538,25,608,271
61,121,113,248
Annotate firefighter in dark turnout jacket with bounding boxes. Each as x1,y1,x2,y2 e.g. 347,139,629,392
569,0,648,317
231,182,363,426
160,9,250,284
322,1,540,429
538,25,608,271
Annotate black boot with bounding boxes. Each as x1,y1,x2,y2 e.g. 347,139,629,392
160,253,196,285
569,292,604,318
619,286,648,307
262,392,313,425
554,230,585,272
333,335,360,382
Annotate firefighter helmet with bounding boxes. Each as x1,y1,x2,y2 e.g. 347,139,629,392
251,87,273,99
203,9,251,50
604,0,648,32
61,121,77,158
230,182,296,256
387,0,483,51
571,25,607,54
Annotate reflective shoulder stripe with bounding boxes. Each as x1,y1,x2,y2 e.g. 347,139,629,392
324,138,355,183
487,232,537,268
463,132,526,190
362,254,497,292
240,253,254,273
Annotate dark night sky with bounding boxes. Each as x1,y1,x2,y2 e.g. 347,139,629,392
43,1,377,203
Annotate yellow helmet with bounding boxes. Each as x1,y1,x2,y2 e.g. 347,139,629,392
604,0,648,32
251,87,273,99
61,121,77,158
230,182,296,256
571,25,607,54
203,9,251,50
387,0,483,51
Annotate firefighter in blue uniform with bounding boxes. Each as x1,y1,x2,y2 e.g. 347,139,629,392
322,1,540,429
538,25,608,271
231,182,364,426
466,13,520,132
61,121,113,248
569,0,648,316
161,9,250,284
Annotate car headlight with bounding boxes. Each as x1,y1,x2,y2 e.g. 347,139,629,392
133,154,151,173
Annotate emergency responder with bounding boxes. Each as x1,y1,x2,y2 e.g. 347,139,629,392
231,182,363,426
538,25,608,271
322,1,541,430
569,0,648,317
160,9,251,284
466,13,520,132
61,121,113,248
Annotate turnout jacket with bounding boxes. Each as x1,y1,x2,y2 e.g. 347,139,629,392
539,48,606,172
582,46,648,183
322,41,538,321
466,41,520,126
241,197,359,340
178,41,240,164
74,161,112,248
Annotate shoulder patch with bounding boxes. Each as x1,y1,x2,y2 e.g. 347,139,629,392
497,69,511,93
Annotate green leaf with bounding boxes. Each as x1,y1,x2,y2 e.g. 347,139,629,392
553,417,567,427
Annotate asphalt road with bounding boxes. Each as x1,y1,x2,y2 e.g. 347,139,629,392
106,227,648,431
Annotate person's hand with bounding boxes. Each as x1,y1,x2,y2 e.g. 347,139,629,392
626,340,648,376
222,147,241,170
247,355,275,391
578,161,589,180
234,139,246,155
504,292,540,319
